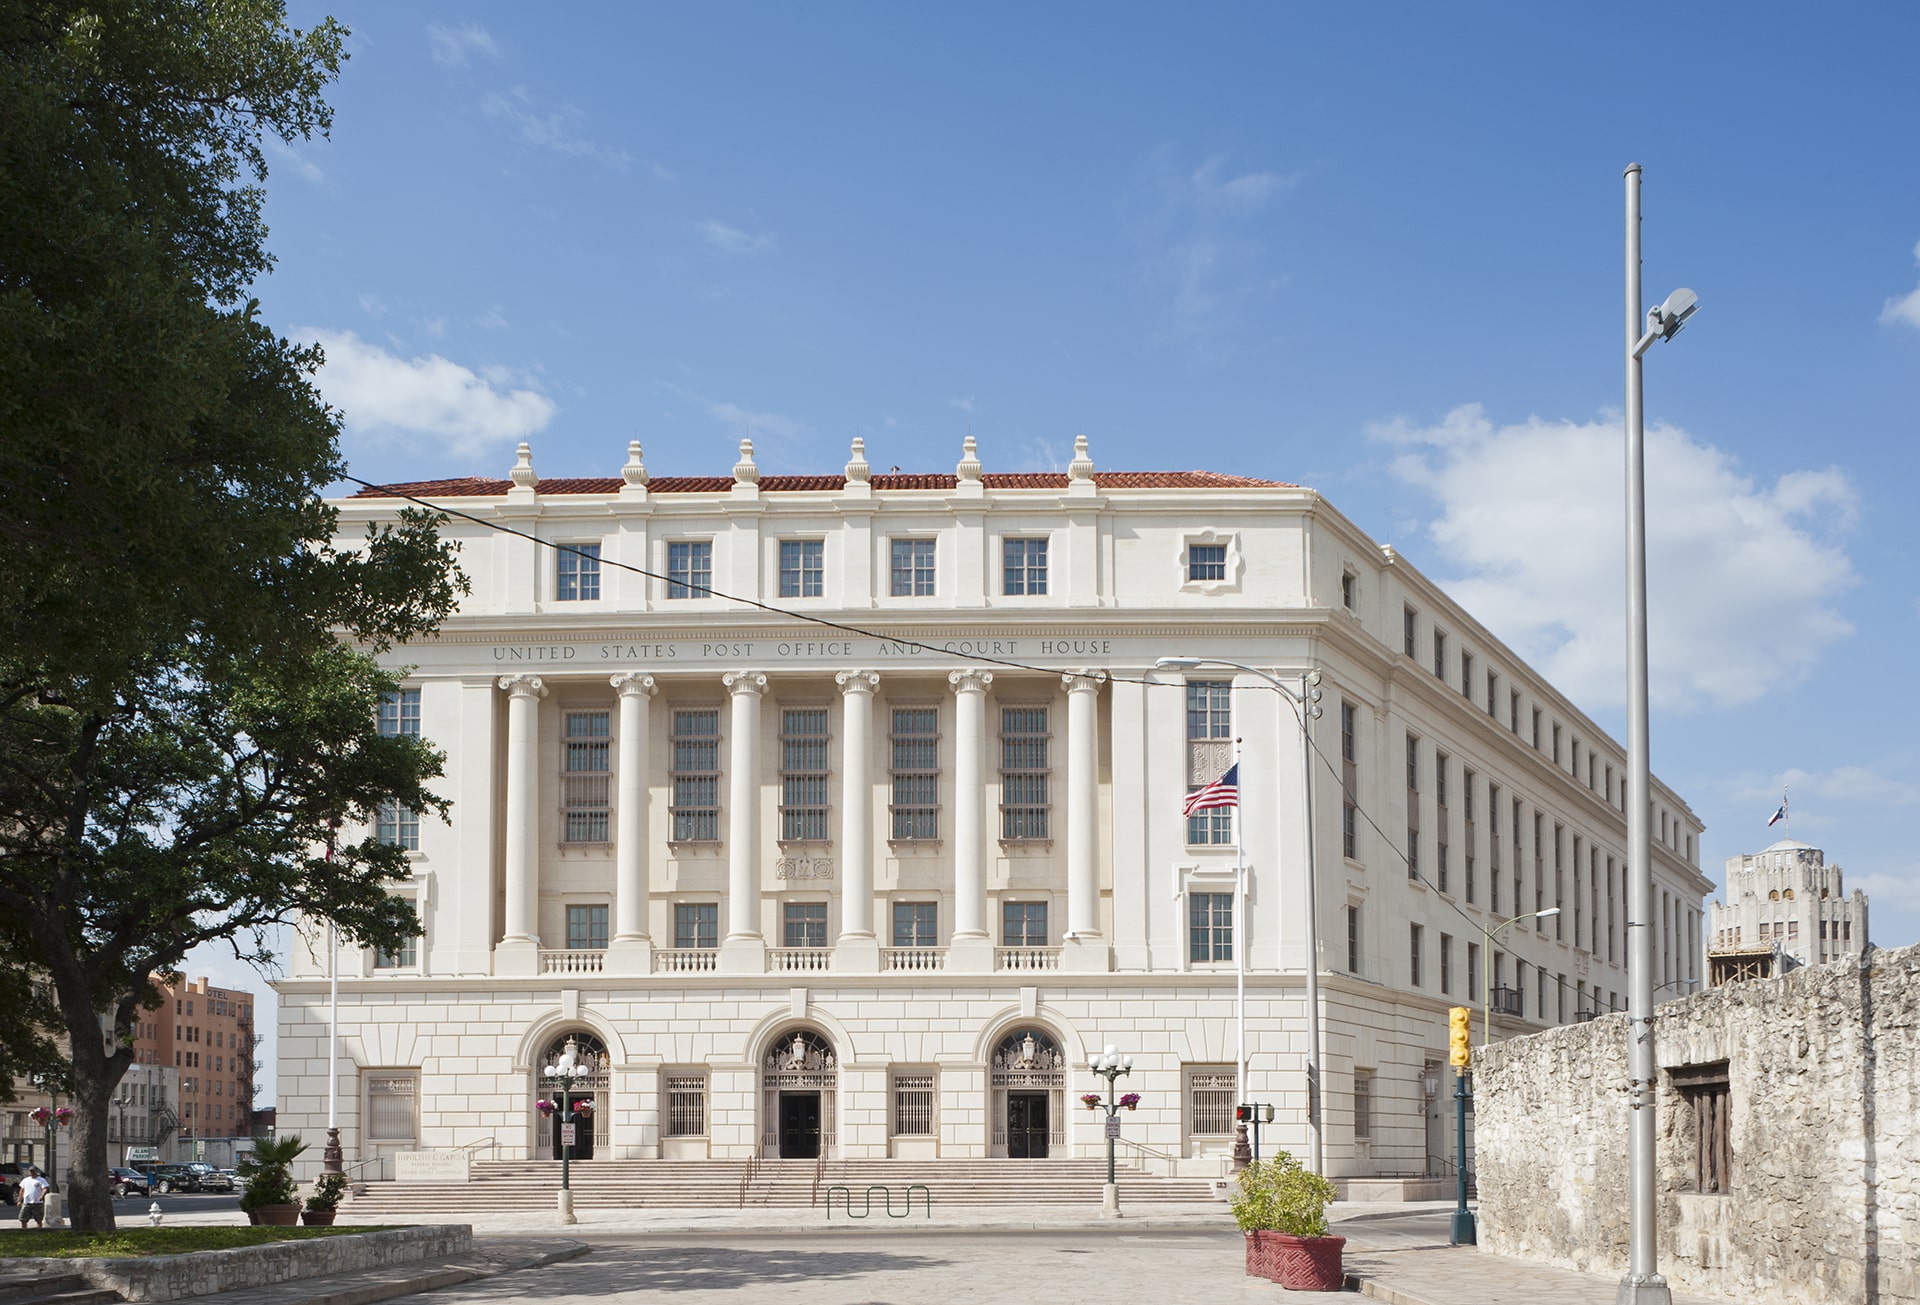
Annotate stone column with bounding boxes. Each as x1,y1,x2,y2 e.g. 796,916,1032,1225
1062,670,1107,971
496,673,546,976
948,669,995,971
608,672,657,973
833,671,881,973
721,671,769,972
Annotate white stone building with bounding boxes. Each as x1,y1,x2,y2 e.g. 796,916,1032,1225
1708,840,1868,978
275,436,1711,1181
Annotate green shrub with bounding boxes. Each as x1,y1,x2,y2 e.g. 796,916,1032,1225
305,1171,349,1213
237,1135,306,1213
1230,1151,1338,1236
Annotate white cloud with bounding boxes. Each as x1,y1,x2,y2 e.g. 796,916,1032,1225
1851,868,1920,916
419,317,446,339
709,400,803,443
358,293,387,317
426,23,498,69
1379,404,1859,711
306,328,557,459
1128,148,1295,348
949,396,975,413
263,136,324,184
481,87,631,171
1731,766,1920,810
475,305,509,330
1879,238,1920,328
699,219,773,255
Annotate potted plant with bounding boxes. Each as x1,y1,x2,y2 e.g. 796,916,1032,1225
237,1135,306,1227
1230,1151,1344,1291
303,1171,349,1226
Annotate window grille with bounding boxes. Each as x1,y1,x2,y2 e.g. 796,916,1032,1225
1672,1063,1732,1194
780,708,830,841
1189,1070,1236,1136
562,710,611,842
666,1075,707,1136
1353,1070,1374,1141
892,1074,935,1135
1000,706,1050,840
367,1076,417,1142
889,707,940,839
671,709,721,841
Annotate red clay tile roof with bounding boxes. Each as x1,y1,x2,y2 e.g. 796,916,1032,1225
349,469,1291,499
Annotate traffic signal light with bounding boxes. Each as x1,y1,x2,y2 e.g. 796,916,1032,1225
1449,1006,1472,1068
1235,1104,1252,1122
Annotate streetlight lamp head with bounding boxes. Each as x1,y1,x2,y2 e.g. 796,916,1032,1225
1538,906,1563,918
1155,656,1203,670
1651,287,1699,340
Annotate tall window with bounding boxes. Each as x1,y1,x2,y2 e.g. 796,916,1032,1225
1004,900,1049,947
1460,651,1474,697
1003,538,1049,595
1405,732,1420,879
666,540,712,599
1402,606,1417,657
999,706,1050,839
890,538,936,596
1432,629,1447,679
1340,701,1359,860
778,540,824,598
1468,941,1481,1001
890,707,940,839
373,904,419,969
562,710,611,842
1486,670,1498,717
566,905,609,951
376,688,421,849
892,1073,935,1136
1435,751,1450,894
670,709,721,841
666,1074,707,1137
1410,923,1424,987
780,708,830,841
1190,892,1233,962
1462,767,1477,904
1187,681,1233,844
1440,932,1453,994
674,903,718,950
783,901,828,949
892,902,937,948
1187,543,1227,581
1510,689,1521,734
1346,904,1361,973
1353,1070,1374,1142
366,1075,418,1146
556,543,601,601
1341,571,1356,609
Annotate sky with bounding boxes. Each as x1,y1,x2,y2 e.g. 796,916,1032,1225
192,3,1920,1104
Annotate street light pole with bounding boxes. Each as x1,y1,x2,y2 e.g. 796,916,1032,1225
1086,1043,1132,1218
1157,656,1324,1177
1480,907,1560,1046
1621,163,1696,1305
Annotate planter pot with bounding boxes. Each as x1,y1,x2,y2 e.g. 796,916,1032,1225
253,1204,301,1227
1245,1232,1345,1291
301,1209,337,1226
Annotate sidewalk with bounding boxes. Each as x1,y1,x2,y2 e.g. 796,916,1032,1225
132,1201,1735,1305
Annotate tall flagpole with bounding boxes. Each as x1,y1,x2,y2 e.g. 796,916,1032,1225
1233,736,1246,1116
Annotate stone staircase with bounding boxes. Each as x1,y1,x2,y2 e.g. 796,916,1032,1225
0,1271,123,1305
346,1157,1217,1216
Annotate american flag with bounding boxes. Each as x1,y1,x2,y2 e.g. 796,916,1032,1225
1182,763,1240,817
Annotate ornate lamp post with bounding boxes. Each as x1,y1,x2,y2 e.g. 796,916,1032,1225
1084,1043,1135,1219
540,1037,595,1226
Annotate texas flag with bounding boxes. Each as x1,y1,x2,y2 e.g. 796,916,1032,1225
1767,801,1787,828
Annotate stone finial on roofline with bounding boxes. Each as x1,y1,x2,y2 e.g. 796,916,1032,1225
957,435,983,481
1067,433,1097,496
733,438,759,486
621,440,648,490
508,442,537,498
846,437,871,483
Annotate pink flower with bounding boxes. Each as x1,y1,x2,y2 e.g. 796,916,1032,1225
1118,1092,1141,1111
535,1098,556,1116
572,1100,595,1117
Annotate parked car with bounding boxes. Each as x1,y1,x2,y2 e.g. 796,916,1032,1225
108,1167,150,1197
185,1163,234,1193
147,1163,203,1194
0,1162,25,1205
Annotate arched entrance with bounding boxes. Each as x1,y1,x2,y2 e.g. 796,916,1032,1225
536,1032,609,1160
990,1028,1065,1158
761,1029,837,1159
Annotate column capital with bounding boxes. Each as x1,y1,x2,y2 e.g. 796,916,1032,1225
835,669,880,696
497,674,548,699
948,668,995,694
1062,669,1107,694
610,671,658,698
723,670,769,698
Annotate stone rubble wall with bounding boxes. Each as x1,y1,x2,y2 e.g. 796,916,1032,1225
19,1224,471,1302
1474,943,1919,1305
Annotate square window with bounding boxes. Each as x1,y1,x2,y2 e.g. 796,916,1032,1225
674,902,718,950
667,541,713,599
779,540,824,598
1187,544,1227,582
892,901,938,948
890,538,936,596
783,901,828,949
1002,900,1048,947
1003,537,1049,595
566,904,609,951
556,543,601,602
1189,892,1233,962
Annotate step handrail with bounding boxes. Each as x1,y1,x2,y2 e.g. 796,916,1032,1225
737,1153,759,1208
455,1136,501,1163
1112,1136,1183,1176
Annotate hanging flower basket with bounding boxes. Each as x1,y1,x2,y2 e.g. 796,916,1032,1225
1079,1093,1103,1110
28,1106,51,1125
572,1100,595,1117
53,1107,73,1126
535,1099,557,1116
1118,1093,1141,1111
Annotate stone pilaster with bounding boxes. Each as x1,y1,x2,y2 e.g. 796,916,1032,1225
607,671,657,974
948,669,995,972
1062,670,1107,972
721,671,768,973
495,673,546,976
833,671,881,973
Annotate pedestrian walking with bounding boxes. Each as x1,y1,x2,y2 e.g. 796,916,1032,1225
17,1169,48,1229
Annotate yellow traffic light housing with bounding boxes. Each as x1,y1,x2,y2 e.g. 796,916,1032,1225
1448,1006,1472,1068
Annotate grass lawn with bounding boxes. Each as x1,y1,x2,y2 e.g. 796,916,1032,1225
0,1226,389,1259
